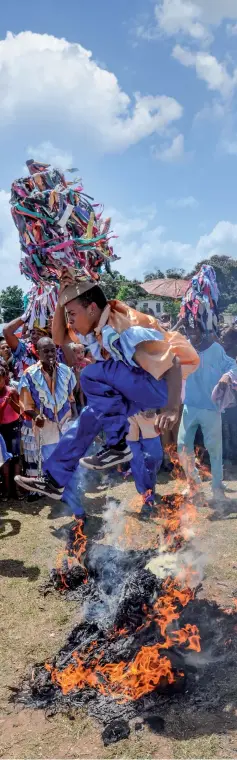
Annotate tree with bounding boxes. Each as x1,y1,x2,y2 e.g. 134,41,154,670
162,299,181,322
143,269,164,281
0,286,24,323
117,279,145,303
100,271,126,300
226,303,237,315
100,271,145,304
166,268,186,280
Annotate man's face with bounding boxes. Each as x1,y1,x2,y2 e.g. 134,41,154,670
186,325,203,348
38,341,56,370
31,327,46,347
66,299,97,337
0,342,11,361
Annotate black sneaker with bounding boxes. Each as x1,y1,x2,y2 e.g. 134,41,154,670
80,444,133,471
140,503,159,521
14,474,64,501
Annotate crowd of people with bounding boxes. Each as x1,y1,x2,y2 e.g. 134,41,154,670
1,265,237,519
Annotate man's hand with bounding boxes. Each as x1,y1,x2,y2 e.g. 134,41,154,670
219,373,231,385
155,408,179,434
35,414,45,429
59,268,74,296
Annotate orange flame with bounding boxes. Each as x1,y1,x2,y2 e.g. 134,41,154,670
55,518,87,591
46,460,202,701
46,646,175,700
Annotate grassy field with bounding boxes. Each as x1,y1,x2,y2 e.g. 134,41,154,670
0,473,237,759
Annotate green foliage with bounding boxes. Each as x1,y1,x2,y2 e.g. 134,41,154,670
143,269,164,281
225,303,237,315
163,299,181,321
100,271,126,300
166,267,186,280
0,286,24,323
100,271,144,303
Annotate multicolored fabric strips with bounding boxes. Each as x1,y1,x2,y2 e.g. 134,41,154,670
24,284,59,329
180,265,219,333
10,159,119,285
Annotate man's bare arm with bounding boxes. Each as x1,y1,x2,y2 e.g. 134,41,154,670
52,301,70,347
3,315,25,351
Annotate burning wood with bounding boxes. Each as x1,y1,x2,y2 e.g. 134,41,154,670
15,492,204,721
13,487,237,745
11,451,237,744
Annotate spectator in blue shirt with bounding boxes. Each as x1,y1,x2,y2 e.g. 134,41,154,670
178,325,236,502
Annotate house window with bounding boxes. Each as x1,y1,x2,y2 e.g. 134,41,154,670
143,303,148,309
156,302,161,313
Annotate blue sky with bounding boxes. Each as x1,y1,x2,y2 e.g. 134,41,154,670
1,0,237,290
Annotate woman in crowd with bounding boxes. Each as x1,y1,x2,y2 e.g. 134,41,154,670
0,362,21,499
4,314,49,486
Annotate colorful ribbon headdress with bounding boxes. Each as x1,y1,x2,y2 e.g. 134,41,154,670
10,160,118,286
180,265,219,333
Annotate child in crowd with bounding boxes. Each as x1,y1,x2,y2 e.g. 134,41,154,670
62,342,92,411
16,272,199,501
0,364,21,499
127,410,163,517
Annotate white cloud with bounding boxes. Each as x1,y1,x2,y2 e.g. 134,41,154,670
153,133,184,161
226,22,237,35
114,212,237,280
167,195,198,208
155,0,208,41
194,99,226,123
173,45,236,97
197,221,237,254
2,185,237,289
154,0,237,41
0,191,27,291
196,0,237,25
0,31,182,153
26,142,74,172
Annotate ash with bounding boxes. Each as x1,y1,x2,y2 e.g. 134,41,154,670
13,540,237,733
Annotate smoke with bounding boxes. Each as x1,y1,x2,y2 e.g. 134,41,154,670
146,498,206,588
101,498,126,548
82,498,134,628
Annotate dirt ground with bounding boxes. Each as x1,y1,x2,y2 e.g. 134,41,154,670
0,470,237,760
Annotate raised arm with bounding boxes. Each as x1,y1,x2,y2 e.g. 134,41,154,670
59,342,75,367
52,300,70,347
3,315,26,351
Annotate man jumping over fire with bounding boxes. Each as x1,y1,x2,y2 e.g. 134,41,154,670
15,271,199,504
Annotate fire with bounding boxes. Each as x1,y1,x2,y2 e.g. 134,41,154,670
46,646,175,700
46,572,201,700
71,518,87,565
97,647,175,700
171,624,201,652
55,518,87,591
46,454,202,702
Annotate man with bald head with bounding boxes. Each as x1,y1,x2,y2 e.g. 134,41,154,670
16,336,77,466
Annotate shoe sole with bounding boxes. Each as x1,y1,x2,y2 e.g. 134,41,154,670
14,476,63,501
80,451,133,471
